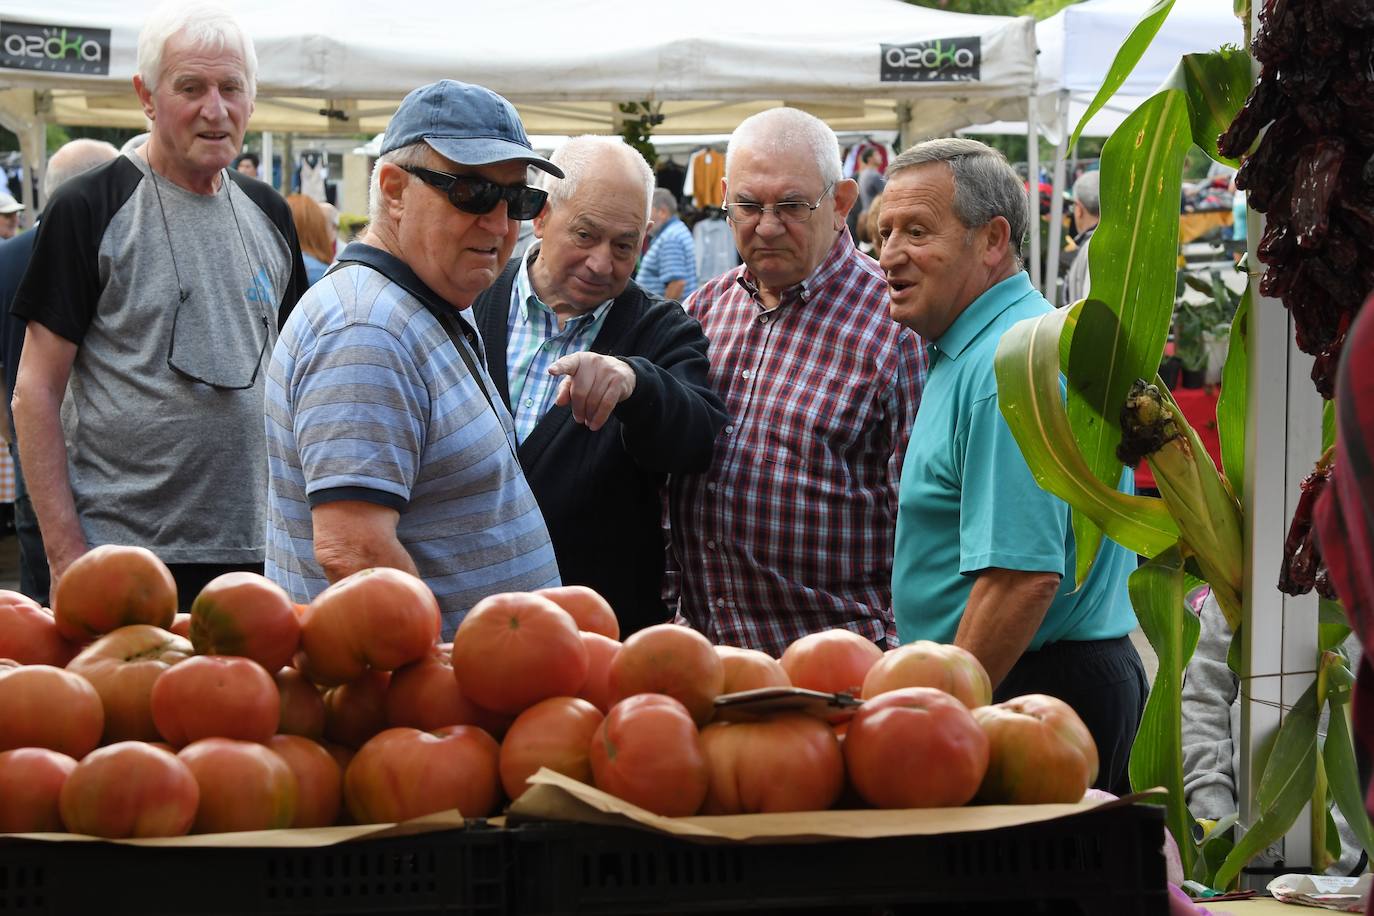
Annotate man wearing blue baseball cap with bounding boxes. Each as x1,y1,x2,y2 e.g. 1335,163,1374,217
264,79,563,637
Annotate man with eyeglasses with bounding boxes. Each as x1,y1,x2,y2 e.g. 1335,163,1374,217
665,107,927,659
264,80,561,638
11,4,307,607
471,137,726,637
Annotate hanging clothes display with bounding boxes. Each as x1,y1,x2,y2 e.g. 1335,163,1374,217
298,151,327,203
685,148,725,209
693,215,738,285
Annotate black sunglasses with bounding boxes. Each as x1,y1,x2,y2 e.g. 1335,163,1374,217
401,165,548,220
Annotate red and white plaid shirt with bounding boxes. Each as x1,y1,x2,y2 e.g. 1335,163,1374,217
666,231,927,658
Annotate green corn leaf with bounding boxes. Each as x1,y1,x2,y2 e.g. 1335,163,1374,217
1193,824,1236,887
1320,599,1353,653
1065,94,1191,581
1068,0,1177,150
1324,400,1336,453
1217,286,1250,499
1161,50,1254,168
994,303,1181,563
1321,655,1374,860
1214,681,1320,889
1127,545,1198,877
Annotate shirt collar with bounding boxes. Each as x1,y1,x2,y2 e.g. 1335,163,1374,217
738,227,856,308
932,271,1036,361
513,242,615,326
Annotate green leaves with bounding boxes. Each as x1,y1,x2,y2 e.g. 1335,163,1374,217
1217,286,1250,499
1321,654,1374,861
1126,545,1198,877
1162,51,1254,168
994,302,1181,560
1069,0,1177,150
1214,681,1320,889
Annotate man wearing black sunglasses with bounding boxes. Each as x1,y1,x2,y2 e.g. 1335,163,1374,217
264,80,563,639
472,137,726,637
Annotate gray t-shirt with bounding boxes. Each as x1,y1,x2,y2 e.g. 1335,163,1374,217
12,152,306,563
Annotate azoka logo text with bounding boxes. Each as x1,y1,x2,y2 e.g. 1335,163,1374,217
0,21,112,75
879,37,981,83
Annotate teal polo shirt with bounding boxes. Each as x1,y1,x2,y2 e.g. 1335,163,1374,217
892,272,1136,649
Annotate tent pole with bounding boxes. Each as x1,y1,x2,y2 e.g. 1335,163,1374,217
1026,92,1041,291
20,113,46,222
1044,89,1070,305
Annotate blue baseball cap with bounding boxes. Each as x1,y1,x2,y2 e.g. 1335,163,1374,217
382,80,563,178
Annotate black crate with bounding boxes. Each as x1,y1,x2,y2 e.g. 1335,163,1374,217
0,822,510,915
508,804,1169,915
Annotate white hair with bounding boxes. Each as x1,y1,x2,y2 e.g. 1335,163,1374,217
137,2,258,97
44,139,118,199
366,142,432,225
726,107,843,188
532,136,653,222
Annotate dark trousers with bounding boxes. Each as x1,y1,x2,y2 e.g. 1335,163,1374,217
994,634,1148,795
9,441,50,606
167,562,265,613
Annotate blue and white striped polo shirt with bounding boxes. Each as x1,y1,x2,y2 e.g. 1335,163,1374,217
264,242,560,638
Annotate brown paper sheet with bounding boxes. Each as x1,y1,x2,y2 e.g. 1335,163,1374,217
506,767,1166,844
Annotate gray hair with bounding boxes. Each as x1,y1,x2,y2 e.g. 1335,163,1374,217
44,139,118,199
366,142,432,225
726,108,843,189
652,188,678,216
888,137,1028,267
1072,170,1101,217
532,136,654,222
137,2,258,97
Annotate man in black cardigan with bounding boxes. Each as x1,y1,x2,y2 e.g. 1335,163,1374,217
472,137,727,636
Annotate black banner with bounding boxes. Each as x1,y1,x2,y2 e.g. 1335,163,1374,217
880,37,981,83
0,20,111,76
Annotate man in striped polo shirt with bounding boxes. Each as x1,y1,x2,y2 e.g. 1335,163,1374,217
264,80,562,638
636,189,698,300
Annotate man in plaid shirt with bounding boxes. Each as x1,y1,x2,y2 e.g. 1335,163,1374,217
666,108,926,658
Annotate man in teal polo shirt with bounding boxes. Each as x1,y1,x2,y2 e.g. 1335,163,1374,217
879,137,1145,794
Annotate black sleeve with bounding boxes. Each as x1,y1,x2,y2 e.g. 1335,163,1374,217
11,157,140,345
613,293,729,474
228,171,309,330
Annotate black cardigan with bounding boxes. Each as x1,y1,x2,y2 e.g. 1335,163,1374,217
473,259,728,635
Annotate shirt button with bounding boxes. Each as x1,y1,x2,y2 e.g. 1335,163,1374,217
741,369,751,380
706,482,717,493
524,398,534,407
716,598,726,608
757,316,768,325
724,425,735,435
706,539,716,550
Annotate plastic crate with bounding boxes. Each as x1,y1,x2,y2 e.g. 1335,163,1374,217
0,822,510,915
508,804,1169,915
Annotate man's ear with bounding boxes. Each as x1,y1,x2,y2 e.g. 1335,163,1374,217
982,215,1013,266
377,162,410,220
832,178,859,228
531,204,550,239
133,74,155,121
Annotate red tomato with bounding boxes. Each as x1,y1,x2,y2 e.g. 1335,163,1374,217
715,645,791,694
60,741,199,838
266,734,343,828
53,545,177,641
345,725,501,823
843,687,989,808
450,593,588,715
973,694,1100,804
169,613,193,640
274,667,326,739
0,591,78,666
190,572,302,672
179,737,297,833
780,629,883,696
700,713,845,814
386,645,503,732
607,624,723,726
66,625,193,743
589,693,708,817
535,585,620,639
0,748,77,832
498,696,604,800
151,654,280,747
0,663,103,758
324,669,391,749
862,641,992,708
300,567,441,686
576,632,621,713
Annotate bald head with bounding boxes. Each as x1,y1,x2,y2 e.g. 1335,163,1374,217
45,139,119,200
726,107,843,188
533,135,654,222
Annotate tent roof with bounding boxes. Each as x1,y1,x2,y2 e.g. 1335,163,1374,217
0,0,1037,136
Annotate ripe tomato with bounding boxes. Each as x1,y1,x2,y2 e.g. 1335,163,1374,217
535,585,620,639
386,644,507,733
266,735,343,828
0,748,77,832
190,572,301,672
780,629,883,696
498,696,604,800
0,591,77,666
300,567,440,686
590,693,708,817
345,725,501,823
450,593,588,715
843,687,989,808
700,713,844,814
715,645,791,694
323,669,391,749
0,662,104,758
862,641,992,708
179,737,297,833
575,631,621,714
151,654,280,747
274,666,327,739
973,694,1100,804
60,741,199,838
606,624,723,726
67,625,193,743
53,545,177,641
